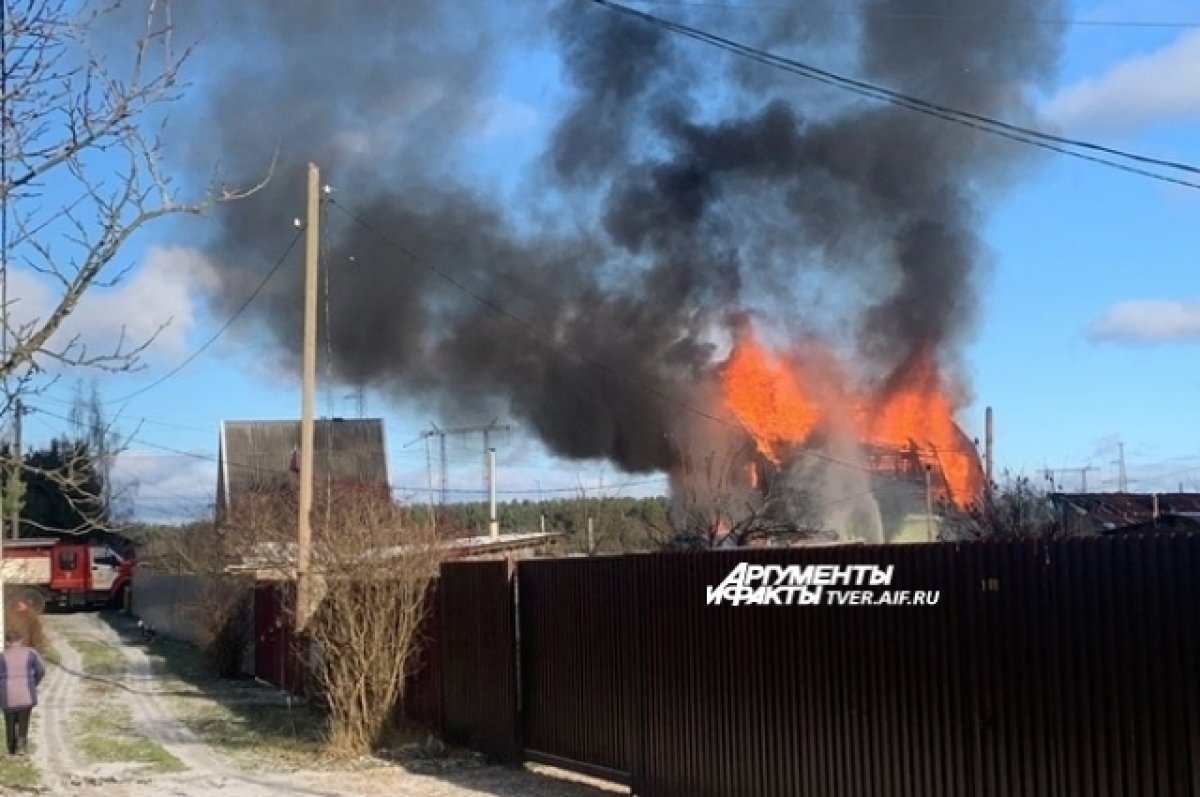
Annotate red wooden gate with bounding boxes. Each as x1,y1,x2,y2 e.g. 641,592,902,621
253,581,306,696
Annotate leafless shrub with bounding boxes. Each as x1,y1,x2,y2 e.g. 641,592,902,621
940,472,1061,540
194,576,253,678
149,518,255,676
306,495,442,755
212,485,443,755
666,441,817,548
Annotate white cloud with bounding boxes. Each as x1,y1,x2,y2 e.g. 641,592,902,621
113,451,215,522
1087,299,1200,344
7,245,218,368
1044,30,1200,134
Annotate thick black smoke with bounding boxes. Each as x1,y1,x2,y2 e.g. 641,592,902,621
178,0,1062,473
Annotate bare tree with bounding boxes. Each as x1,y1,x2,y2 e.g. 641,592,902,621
939,472,1061,540
666,441,822,549
0,0,266,400
2,384,139,536
0,0,266,540
69,381,120,505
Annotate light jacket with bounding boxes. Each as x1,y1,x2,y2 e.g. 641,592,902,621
0,643,46,711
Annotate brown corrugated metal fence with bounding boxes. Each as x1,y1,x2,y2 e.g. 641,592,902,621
431,536,1200,796
403,581,444,731
519,556,639,782
438,560,521,762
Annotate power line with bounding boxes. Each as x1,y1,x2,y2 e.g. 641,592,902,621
623,1,1200,29
34,394,213,434
30,406,671,497
592,0,1200,190
103,230,304,406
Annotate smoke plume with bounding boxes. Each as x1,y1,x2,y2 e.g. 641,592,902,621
170,0,1063,474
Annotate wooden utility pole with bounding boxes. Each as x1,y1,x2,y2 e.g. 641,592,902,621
488,447,498,539
984,406,994,500
924,464,934,542
1116,443,1128,493
296,162,320,632
9,398,20,538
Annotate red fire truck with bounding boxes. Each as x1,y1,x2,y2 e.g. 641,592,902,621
1,538,134,611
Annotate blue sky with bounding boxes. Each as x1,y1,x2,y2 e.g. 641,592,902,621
18,0,1200,521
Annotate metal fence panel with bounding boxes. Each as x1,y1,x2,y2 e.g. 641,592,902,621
433,536,1200,797
403,581,444,731
1050,535,1199,797
631,546,977,797
518,557,637,782
439,560,520,762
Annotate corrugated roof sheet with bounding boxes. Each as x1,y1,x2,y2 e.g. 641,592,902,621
219,418,388,507
1051,492,1200,530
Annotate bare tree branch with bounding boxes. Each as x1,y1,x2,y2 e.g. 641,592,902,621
667,440,824,549
0,0,270,388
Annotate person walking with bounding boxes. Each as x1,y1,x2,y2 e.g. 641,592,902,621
0,630,46,756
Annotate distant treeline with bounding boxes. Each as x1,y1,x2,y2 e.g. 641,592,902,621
417,496,673,553
123,495,675,558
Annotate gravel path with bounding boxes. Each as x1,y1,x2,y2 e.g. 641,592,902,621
33,613,625,797
31,625,88,792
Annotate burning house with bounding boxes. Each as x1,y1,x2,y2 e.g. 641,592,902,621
712,330,984,543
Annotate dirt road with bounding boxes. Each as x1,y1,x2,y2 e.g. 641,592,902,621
26,613,624,797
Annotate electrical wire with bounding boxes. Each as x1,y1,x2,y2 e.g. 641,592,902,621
592,0,1200,190
29,406,671,497
103,230,303,406
622,1,1200,29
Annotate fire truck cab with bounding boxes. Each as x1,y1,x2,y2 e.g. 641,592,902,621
1,537,134,611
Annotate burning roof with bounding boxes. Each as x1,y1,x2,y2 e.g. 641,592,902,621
720,328,984,512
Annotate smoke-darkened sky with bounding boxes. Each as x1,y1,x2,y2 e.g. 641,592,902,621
158,0,1065,474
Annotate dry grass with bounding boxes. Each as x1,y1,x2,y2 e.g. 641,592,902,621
75,706,185,774
0,739,38,791
143,631,331,771
66,635,125,678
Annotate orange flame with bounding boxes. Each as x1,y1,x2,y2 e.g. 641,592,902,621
722,341,819,463
720,331,984,508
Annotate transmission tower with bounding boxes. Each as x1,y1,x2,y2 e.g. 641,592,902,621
420,420,513,504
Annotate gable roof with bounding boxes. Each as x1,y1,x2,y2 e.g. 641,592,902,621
217,419,388,511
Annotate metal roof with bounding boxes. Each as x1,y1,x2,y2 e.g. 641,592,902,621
217,418,388,509
1050,492,1200,530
